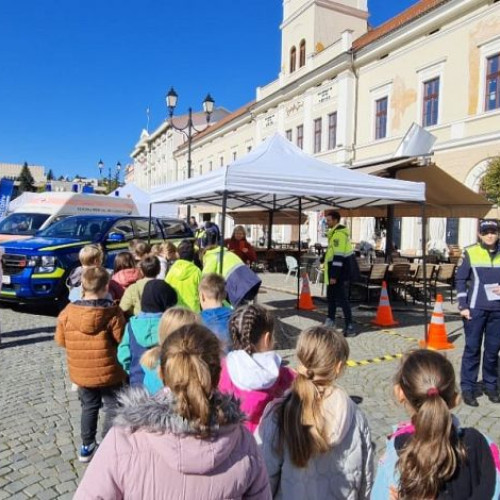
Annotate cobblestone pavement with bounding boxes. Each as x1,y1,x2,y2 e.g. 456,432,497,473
0,275,499,498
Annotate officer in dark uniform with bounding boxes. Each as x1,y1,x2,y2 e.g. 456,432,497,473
456,219,500,406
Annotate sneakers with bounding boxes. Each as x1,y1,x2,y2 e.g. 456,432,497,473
462,392,479,407
485,389,500,404
344,324,357,338
78,442,97,463
324,318,335,328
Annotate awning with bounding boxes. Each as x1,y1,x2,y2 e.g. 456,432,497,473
347,159,492,218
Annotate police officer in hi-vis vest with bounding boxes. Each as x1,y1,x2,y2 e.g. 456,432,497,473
323,210,355,337
456,219,500,407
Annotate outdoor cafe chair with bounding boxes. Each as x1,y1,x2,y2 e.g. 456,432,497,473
409,264,438,304
350,263,388,303
432,263,457,303
285,255,305,282
387,263,411,304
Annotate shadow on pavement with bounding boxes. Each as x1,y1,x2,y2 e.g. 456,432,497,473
0,335,54,348
2,326,56,338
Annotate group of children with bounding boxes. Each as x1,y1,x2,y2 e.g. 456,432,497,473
54,240,500,499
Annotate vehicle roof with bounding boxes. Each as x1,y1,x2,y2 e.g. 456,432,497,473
56,214,184,221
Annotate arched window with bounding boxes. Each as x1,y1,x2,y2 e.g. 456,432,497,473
290,46,296,73
299,39,306,67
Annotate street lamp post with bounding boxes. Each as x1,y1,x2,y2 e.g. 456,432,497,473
97,159,122,193
165,87,215,220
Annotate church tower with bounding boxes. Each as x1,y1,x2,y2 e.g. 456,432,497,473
281,0,368,76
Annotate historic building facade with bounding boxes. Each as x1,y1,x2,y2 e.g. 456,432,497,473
131,0,500,250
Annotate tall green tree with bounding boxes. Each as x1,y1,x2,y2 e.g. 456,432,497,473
480,156,500,205
17,162,36,193
46,169,54,181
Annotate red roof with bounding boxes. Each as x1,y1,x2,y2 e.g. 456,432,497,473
353,0,449,51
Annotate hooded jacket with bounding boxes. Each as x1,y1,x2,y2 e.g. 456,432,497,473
219,351,295,432
165,259,202,312
55,300,126,387
117,312,162,386
200,306,233,351
257,386,374,500
109,268,142,301
74,388,272,500
324,224,353,282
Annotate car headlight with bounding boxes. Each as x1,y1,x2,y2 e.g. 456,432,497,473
33,256,57,273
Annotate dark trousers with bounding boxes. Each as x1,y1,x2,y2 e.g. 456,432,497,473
327,281,352,326
78,385,120,446
460,309,500,393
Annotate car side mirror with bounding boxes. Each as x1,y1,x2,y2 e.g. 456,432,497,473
107,232,125,242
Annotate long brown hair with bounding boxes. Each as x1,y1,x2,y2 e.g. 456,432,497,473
395,349,466,499
160,324,223,436
141,307,200,369
229,304,274,354
279,326,349,467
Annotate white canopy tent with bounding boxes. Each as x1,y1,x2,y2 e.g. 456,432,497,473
150,133,430,338
109,183,177,218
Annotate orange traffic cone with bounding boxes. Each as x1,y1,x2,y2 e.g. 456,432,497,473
298,272,316,311
419,294,454,350
371,281,398,327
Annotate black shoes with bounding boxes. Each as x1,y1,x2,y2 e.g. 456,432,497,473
462,392,479,407
344,324,357,337
485,390,500,404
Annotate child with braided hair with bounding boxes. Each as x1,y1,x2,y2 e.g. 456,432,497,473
218,304,294,432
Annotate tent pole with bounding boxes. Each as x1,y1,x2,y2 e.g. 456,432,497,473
421,202,429,344
267,195,276,250
219,191,228,275
297,197,302,309
148,202,153,245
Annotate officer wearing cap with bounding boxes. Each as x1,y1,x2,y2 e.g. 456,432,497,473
456,219,500,406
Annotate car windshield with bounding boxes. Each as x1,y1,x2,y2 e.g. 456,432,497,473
0,213,51,235
37,216,114,240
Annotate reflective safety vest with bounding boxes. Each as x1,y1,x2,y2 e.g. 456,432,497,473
456,242,500,311
324,224,353,282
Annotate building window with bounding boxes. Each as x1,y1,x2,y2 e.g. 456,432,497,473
286,129,292,141
198,165,203,176
296,125,303,149
422,77,440,127
328,112,337,150
485,53,500,111
247,146,252,153
232,151,237,161
209,161,213,171
219,156,224,167
375,97,388,140
313,118,322,153
299,40,306,68
290,46,296,73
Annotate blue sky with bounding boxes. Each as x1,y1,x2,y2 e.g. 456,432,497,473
0,0,416,180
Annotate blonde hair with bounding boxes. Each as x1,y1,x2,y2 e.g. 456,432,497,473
160,324,223,437
395,349,465,499
81,267,109,294
150,244,162,256
199,273,226,302
79,244,104,267
133,241,151,261
141,307,200,369
278,326,349,467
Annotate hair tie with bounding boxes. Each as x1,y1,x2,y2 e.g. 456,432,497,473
427,387,439,397
297,364,314,380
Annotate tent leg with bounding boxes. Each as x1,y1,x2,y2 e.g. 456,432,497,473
297,197,302,309
386,205,394,263
148,203,153,245
421,203,429,345
219,191,228,275
267,195,276,250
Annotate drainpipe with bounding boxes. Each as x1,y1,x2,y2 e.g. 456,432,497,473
349,48,359,165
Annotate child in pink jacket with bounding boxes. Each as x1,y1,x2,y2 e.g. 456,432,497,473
74,324,271,499
219,304,295,432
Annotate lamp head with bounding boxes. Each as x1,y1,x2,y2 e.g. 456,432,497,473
166,87,178,116
203,93,215,117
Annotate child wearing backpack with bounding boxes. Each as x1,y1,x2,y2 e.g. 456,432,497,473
372,349,500,499
257,326,374,499
218,304,294,432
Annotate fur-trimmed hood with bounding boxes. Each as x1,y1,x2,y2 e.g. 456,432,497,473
114,386,245,435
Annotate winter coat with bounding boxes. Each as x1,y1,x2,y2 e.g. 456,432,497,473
119,277,154,316
165,259,201,312
324,224,353,282
257,386,374,500
109,268,142,301
117,312,162,386
201,306,233,351
225,238,257,264
219,351,295,432
372,420,500,499
203,247,261,307
55,299,126,387
74,387,272,500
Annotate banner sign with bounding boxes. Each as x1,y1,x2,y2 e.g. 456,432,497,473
0,178,15,218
